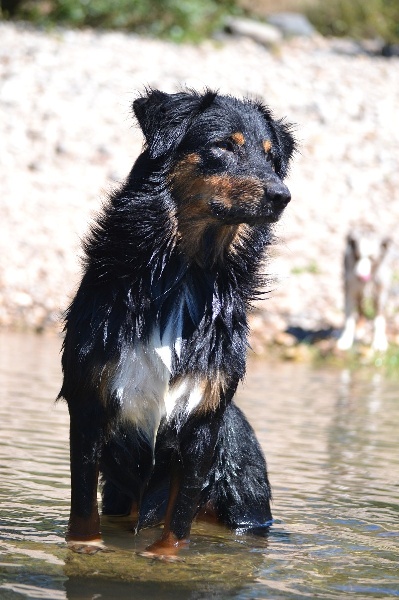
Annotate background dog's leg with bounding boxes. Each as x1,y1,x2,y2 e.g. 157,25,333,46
337,286,357,350
372,283,389,351
337,316,357,350
372,315,388,351
66,415,106,554
141,411,222,560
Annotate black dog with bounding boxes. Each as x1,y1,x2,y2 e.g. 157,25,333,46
59,89,296,558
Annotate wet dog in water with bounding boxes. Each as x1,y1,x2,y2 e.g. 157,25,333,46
337,230,392,351
59,89,296,559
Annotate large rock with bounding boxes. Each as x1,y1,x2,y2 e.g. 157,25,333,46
267,12,315,37
225,17,282,47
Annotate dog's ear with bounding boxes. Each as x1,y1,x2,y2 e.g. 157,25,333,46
271,119,297,178
255,102,297,178
133,89,217,159
133,90,173,157
347,233,358,256
381,236,392,255
347,232,357,246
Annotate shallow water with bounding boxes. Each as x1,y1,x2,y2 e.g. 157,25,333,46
0,332,398,600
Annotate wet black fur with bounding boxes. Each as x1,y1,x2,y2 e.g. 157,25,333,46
59,89,296,544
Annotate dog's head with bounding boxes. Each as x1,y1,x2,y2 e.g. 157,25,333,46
133,89,296,263
346,231,391,282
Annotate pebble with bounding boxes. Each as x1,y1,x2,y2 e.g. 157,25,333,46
1,22,399,346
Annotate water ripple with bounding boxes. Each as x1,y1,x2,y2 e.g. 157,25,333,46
0,333,398,599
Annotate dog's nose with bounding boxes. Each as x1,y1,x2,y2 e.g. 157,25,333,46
265,182,291,208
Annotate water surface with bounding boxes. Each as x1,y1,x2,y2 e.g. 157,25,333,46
0,332,398,599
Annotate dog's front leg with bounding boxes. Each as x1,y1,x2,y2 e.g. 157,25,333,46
337,284,358,350
372,283,389,352
142,410,222,560
66,412,107,554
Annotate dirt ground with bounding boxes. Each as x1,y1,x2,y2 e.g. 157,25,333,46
1,22,398,348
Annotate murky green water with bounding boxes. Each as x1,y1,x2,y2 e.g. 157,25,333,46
0,332,398,599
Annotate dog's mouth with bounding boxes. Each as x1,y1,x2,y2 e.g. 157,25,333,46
208,199,286,225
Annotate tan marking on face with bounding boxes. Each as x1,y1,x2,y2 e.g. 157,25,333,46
263,140,272,153
229,223,252,254
184,152,201,164
169,155,264,264
231,132,245,146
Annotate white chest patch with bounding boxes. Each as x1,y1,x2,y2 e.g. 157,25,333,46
108,300,205,447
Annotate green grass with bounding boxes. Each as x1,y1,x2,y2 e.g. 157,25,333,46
291,261,321,275
305,0,399,44
310,341,399,376
1,0,240,42
2,0,399,44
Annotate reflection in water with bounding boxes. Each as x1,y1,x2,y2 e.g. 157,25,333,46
0,332,398,599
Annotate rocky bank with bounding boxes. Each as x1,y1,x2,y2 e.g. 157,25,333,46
1,22,399,349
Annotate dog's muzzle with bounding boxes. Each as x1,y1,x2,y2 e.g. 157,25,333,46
209,180,291,225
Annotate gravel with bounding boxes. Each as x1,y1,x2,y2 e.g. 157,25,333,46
1,22,398,345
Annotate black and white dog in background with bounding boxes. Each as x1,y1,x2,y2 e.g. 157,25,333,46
337,230,392,351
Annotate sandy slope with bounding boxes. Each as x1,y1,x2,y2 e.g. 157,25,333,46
1,22,398,344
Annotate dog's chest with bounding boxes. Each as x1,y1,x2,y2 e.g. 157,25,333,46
108,299,205,445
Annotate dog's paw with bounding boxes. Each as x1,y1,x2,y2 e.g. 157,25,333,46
372,318,388,352
137,550,185,563
67,539,114,555
137,532,188,562
372,337,388,352
336,337,354,351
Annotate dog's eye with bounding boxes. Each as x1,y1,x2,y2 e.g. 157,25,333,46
215,139,235,152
